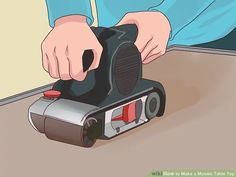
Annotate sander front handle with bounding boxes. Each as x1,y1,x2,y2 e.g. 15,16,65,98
82,49,94,72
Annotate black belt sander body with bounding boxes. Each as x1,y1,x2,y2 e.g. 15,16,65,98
28,24,166,147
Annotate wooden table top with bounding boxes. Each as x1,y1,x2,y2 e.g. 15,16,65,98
1,47,235,177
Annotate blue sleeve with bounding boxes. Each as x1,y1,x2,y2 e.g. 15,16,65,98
148,0,236,46
45,0,93,28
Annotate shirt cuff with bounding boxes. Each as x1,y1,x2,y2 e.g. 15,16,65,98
46,0,94,27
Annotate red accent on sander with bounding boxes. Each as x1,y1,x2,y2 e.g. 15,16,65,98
43,90,61,99
112,102,136,123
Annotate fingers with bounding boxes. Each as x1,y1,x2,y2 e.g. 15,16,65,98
142,45,159,62
42,43,89,81
134,35,164,64
42,44,102,81
134,33,167,64
138,36,158,60
142,46,166,64
143,53,162,64
41,42,59,79
67,47,86,81
46,51,60,79
42,52,49,72
41,42,49,72
54,46,72,80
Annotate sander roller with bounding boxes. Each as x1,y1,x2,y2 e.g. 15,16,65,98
28,24,166,147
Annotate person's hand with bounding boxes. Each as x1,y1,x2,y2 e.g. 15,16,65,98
41,15,103,81
116,12,171,64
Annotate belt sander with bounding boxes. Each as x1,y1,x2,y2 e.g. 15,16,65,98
28,24,166,147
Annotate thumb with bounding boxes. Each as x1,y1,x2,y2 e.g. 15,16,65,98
115,14,133,26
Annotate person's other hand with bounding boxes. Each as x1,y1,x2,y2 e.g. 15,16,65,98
116,12,171,64
41,15,103,81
